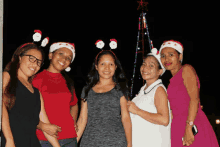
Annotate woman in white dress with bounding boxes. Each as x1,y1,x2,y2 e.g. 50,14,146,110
127,48,171,147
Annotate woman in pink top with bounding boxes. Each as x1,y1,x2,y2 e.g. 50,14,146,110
159,40,219,147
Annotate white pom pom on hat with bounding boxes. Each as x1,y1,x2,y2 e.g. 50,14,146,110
65,67,71,72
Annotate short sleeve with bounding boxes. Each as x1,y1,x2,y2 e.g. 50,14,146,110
118,90,124,99
81,86,87,102
115,84,129,100
70,90,78,106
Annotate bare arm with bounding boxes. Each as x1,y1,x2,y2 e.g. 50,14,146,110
182,65,200,146
182,64,200,125
120,96,132,147
37,120,61,138
1,72,15,147
39,93,61,147
76,99,88,142
70,103,78,125
128,86,170,126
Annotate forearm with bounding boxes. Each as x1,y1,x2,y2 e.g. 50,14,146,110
2,103,14,142
136,109,169,126
42,131,60,147
37,120,44,130
76,116,87,142
121,117,132,146
186,99,199,127
70,104,78,123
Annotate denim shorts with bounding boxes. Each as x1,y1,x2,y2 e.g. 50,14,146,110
39,138,77,147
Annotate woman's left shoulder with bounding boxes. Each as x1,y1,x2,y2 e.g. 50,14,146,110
182,64,197,76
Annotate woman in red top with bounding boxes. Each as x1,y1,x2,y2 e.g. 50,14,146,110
32,42,78,147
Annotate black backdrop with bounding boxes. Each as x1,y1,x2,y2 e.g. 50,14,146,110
3,0,220,142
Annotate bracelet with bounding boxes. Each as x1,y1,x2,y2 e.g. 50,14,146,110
186,120,194,126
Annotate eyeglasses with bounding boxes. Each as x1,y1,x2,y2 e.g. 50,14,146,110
23,55,43,67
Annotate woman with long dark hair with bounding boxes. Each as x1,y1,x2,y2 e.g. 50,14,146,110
1,42,60,147
76,39,132,147
32,42,78,147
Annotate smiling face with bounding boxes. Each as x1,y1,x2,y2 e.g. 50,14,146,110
160,47,182,71
140,56,163,81
95,54,117,80
18,49,43,78
48,47,73,73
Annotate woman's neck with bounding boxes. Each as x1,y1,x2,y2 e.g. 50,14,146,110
47,65,61,73
170,63,182,77
144,78,158,89
97,78,115,86
17,68,29,82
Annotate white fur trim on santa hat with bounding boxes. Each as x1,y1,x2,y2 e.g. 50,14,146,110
148,48,166,76
49,42,75,62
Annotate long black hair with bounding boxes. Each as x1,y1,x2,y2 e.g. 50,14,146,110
83,50,130,100
4,43,45,110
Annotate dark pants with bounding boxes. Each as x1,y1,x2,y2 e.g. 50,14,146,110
39,138,77,147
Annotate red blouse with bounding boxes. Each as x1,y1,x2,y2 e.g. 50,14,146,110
32,69,78,140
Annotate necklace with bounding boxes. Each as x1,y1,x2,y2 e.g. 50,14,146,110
144,82,162,95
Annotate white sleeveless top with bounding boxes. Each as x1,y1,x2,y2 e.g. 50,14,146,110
130,79,171,147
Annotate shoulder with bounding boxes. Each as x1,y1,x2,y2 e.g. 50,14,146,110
2,71,10,88
33,71,45,80
32,71,45,87
155,86,167,97
182,64,197,76
182,64,197,80
3,71,10,80
32,71,46,82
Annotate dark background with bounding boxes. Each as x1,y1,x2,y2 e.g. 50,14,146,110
3,0,220,142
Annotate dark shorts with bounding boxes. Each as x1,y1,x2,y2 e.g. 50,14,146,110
39,138,77,147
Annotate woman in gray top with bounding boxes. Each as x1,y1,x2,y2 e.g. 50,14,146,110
77,46,132,147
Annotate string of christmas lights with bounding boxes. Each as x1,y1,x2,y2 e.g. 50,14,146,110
143,13,153,50
130,12,153,98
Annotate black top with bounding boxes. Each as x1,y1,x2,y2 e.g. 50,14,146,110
1,80,41,147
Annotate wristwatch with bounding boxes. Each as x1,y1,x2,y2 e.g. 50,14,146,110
186,120,194,126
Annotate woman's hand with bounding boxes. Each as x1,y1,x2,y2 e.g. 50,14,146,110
74,124,78,132
182,126,195,146
127,101,140,115
42,123,61,138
